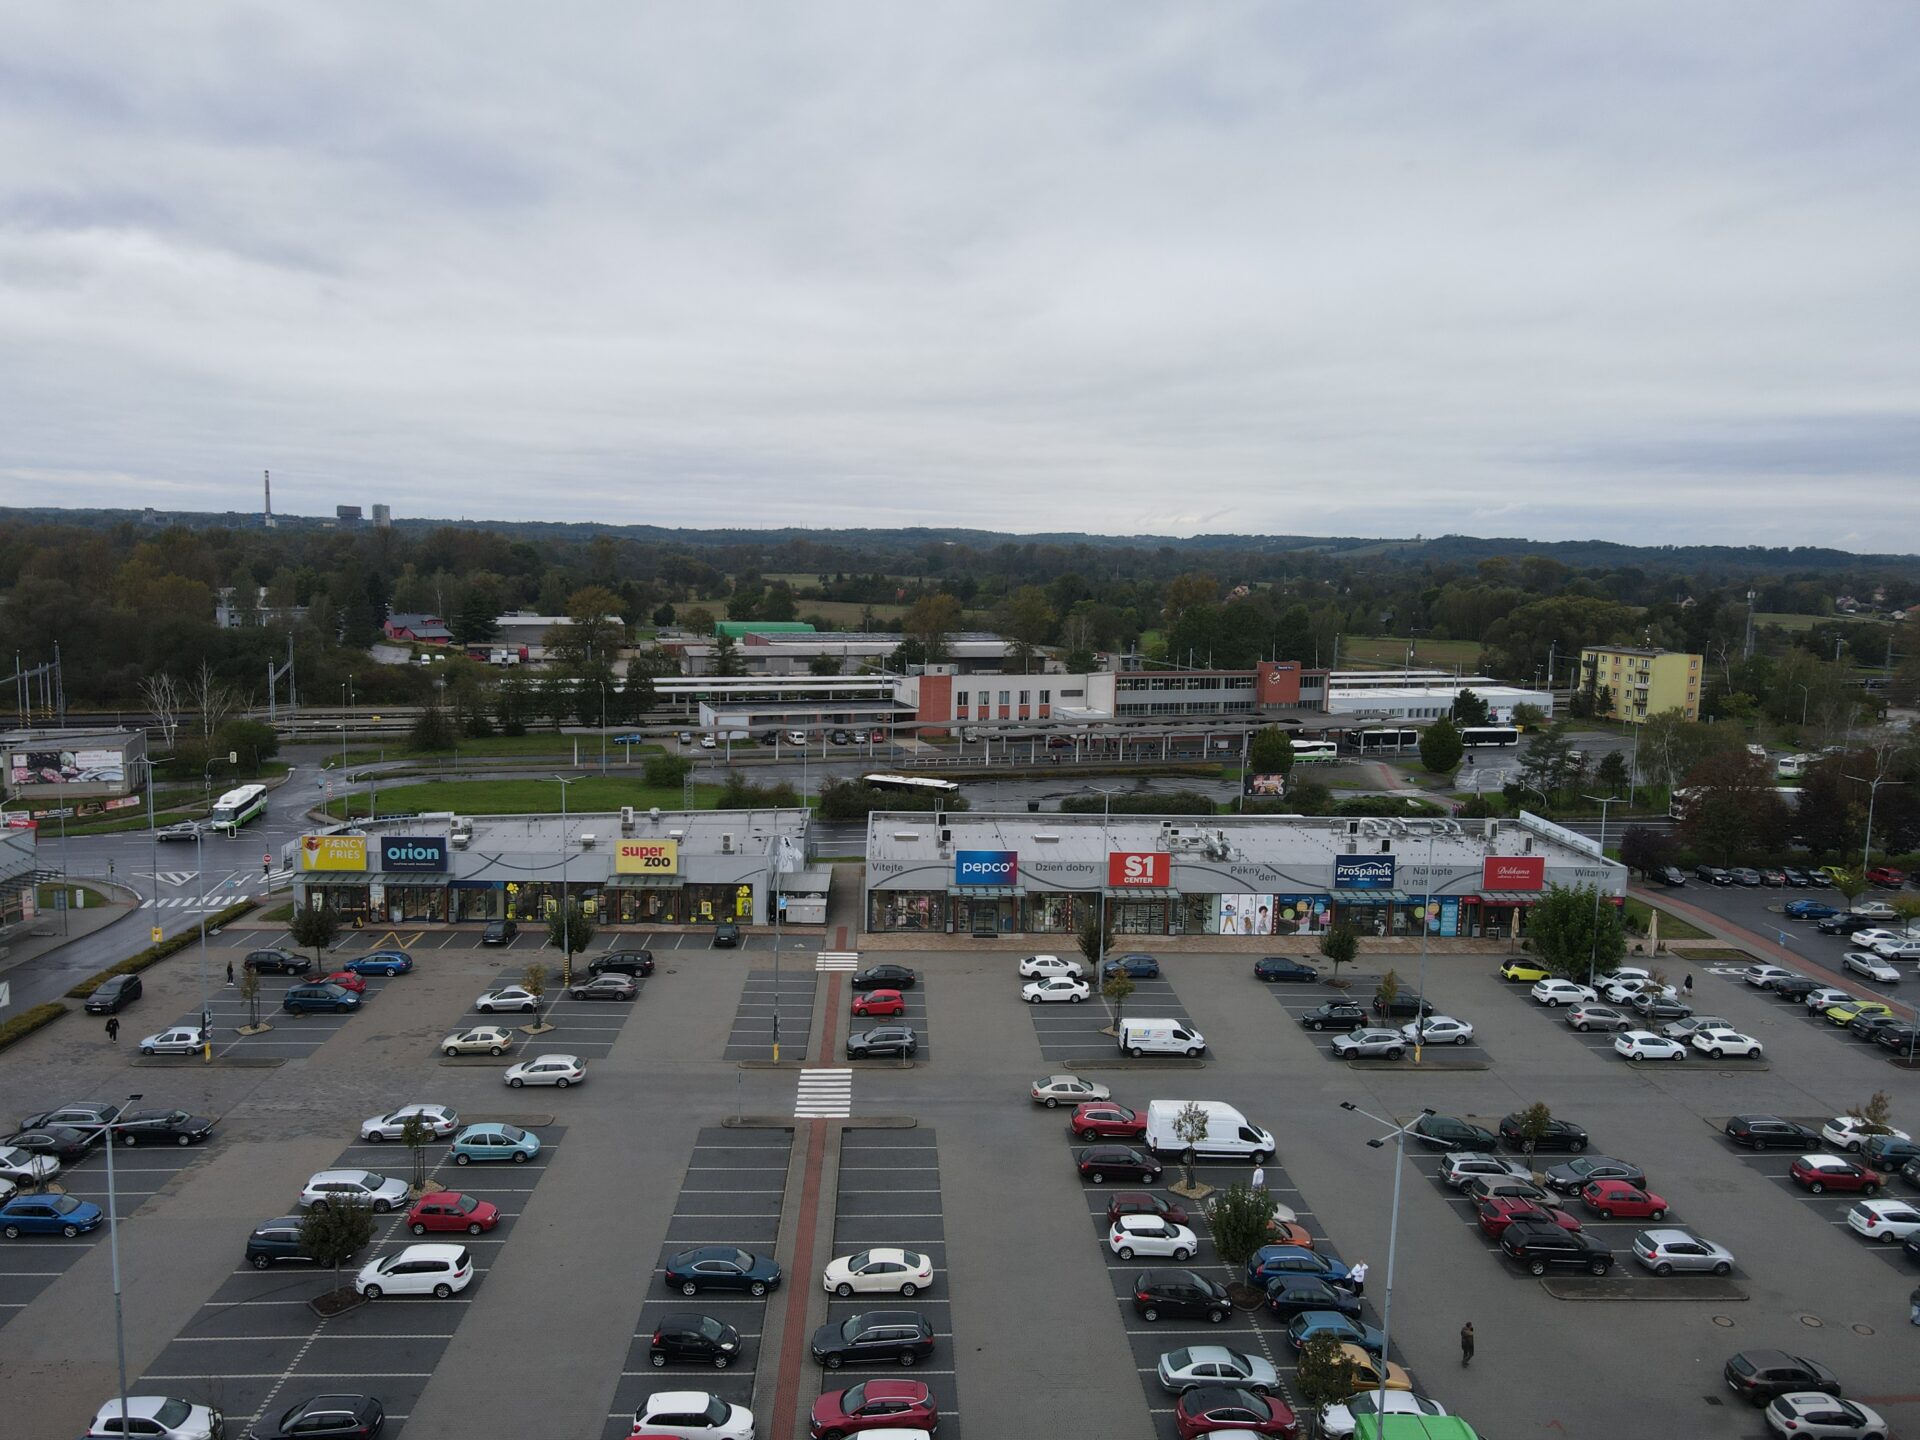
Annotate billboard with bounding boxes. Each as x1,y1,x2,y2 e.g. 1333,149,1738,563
380,836,449,872
1481,855,1546,890
1219,894,1277,934
954,850,1018,886
1107,852,1171,888
299,835,368,871
1243,773,1287,797
8,747,126,787
1333,856,1397,890
615,838,680,875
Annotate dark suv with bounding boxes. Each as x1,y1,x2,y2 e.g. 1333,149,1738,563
1254,957,1320,983
589,950,655,978
244,948,311,976
1724,1115,1821,1150
1132,1268,1233,1324
1299,1002,1367,1033
481,919,518,946
83,973,143,1014
1500,1219,1614,1275
246,1216,333,1269
649,1311,742,1369
809,1309,935,1368
1723,1350,1840,1405
1694,865,1731,885
1371,990,1436,1020
1102,954,1162,980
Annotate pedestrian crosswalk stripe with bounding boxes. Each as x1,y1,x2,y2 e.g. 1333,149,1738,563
816,951,859,972
795,1068,852,1118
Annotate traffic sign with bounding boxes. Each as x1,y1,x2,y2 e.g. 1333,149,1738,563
151,926,163,943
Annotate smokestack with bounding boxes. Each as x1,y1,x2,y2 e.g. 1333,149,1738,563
263,469,275,529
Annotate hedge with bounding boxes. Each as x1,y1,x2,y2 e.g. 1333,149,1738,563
65,898,258,999
0,1002,68,1055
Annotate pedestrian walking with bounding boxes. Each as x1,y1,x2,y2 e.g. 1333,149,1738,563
1683,973,1694,997
1348,1259,1369,1296
1251,1164,1268,1193
226,959,235,987
105,1016,120,1045
1460,1321,1474,1367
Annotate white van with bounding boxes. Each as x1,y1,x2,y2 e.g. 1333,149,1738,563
1117,1017,1206,1059
785,730,809,746
1144,1099,1274,1163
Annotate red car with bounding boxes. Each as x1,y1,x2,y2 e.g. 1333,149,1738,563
1475,1197,1582,1239
1581,1179,1668,1220
1175,1385,1297,1438
1791,1154,1886,1194
1107,1191,1188,1226
405,1191,499,1236
322,970,368,994
808,1379,937,1439
1866,866,1908,888
850,989,905,1018
1071,1102,1148,1142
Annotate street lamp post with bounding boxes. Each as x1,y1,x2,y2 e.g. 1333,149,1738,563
1092,787,1119,981
1797,684,1811,727
554,776,576,984
1845,773,1906,876
1582,794,1622,988
1338,1101,1433,1439
105,1089,145,1440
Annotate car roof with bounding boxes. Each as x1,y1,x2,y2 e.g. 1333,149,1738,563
396,1242,465,1259
644,1391,721,1411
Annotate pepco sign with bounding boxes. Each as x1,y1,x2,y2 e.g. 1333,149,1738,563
953,850,1018,886
1482,855,1546,890
1107,852,1170,888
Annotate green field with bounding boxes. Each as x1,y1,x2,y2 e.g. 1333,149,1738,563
35,883,110,909
1756,611,1891,632
1339,635,1485,669
1624,898,1710,941
321,777,729,819
339,733,664,765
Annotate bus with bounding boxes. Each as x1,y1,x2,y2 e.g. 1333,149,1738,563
861,773,962,798
208,784,269,833
1289,739,1338,763
1349,728,1420,755
1460,725,1520,748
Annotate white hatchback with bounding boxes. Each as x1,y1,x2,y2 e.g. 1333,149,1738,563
1108,1213,1199,1261
632,1392,756,1440
1531,979,1597,1007
1690,1028,1762,1059
504,1053,585,1088
84,1395,222,1439
1820,1116,1911,1153
360,1104,459,1142
300,1169,410,1212
136,1027,206,1057
1845,1198,1920,1244
821,1246,934,1297
1019,953,1084,978
354,1243,473,1299
1615,1030,1686,1062
1022,976,1090,1004
475,986,539,1014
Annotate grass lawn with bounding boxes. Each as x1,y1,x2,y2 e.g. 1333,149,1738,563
35,883,110,909
1757,611,1890,632
322,777,731,818
339,732,664,765
1339,635,1485,669
1624,898,1710,940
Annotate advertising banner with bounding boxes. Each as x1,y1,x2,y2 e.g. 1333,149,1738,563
1243,773,1287,797
380,835,449,872
615,838,680,875
1219,894,1277,934
1333,856,1397,890
1107,852,1171,888
7,747,125,786
954,850,1019,886
1275,895,1332,934
1481,855,1546,890
299,835,368,871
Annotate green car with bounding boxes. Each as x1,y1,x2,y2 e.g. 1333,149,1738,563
451,1122,540,1165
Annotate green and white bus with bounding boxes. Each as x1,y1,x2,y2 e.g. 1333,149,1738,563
208,783,269,833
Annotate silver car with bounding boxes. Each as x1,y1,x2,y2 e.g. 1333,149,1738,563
1631,1227,1734,1275
1661,1015,1732,1041
1331,1027,1407,1059
1441,1151,1530,1189
1156,1343,1280,1395
1566,1004,1631,1033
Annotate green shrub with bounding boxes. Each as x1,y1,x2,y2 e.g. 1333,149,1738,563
66,899,257,998
0,1002,67,1054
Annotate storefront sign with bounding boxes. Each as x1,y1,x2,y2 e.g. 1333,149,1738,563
954,850,1018,886
380,835,449,872
615,838,680,875
1107,852,1171,888
1481,855,1545,890
1333,856,1397,890
299,835,368,871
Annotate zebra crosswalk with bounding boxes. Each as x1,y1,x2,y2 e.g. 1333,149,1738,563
816,951,859,972
794,1068,852,1118
141,894,269,909
153,870,199,887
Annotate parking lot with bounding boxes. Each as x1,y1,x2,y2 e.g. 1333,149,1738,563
1029,962,1198,1064
1259,968,1496,1068
1715,1118,1918,1277
1697,962,1917,1070
1490,972,1771,1072
453,963,642,1062
724,969,818,1062
146,972,402,1064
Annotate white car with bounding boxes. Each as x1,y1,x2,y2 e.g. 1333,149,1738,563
475,985,540,1014
1441,1151,1530,1189
1019,953,1084,979
1108,1213,1199,1261
1820,1116,1912,1153
1599,967,1653,988
1848,929,1905,950
0,1144,60,1186
504,1053,585,1088
1029,1074,1110,1108
360,1104,459,1142
300,1169,410,1212
1320,1391,1452,1439
1764,1394,1888,1440
442,1025,516,1057
135,1027,206,1057
1661,1015,1732,1041
1690,1028,1762,1059
84,1396,222,1439
1845,1198,1920,1244
1602,977,1675,1006
631,1392,756,1440
1743,964,1798,988
821,1247,934,1297
1401,1015,1474,1046
1615,1030,1686,1062
354,1242,473,1299
1842,951,1901,983
1531,979,1598,1007
1022,976,1091,1004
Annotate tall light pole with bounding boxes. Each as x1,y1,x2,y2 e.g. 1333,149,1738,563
1092,787,1119,979
553,776,576,984
1338,1100,1433,1437
1845,773,1905,876
105,1089,144,1440
1582,794,1622,987
1797,684,1811,728
599,681,608,777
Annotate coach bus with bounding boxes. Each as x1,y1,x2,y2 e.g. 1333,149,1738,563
1348,728,1420,755
862,773,962,798
208,783,269,833
1289,739,1339,763
1459,725,1520,748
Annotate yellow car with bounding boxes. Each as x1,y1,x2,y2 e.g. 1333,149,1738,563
1824,1000,1892,1027
1338,1343,1413,1394
1500,959,1551,983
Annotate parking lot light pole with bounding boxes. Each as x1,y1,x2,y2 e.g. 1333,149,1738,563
554,776,576,985
1845,773,1905,876
1339,1101,1432,1436
1582,794,1621,989
105,1089,144,1440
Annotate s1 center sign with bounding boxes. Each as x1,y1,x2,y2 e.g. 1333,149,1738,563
1107,852,1171,888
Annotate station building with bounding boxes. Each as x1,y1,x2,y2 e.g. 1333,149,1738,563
861,809,1621,942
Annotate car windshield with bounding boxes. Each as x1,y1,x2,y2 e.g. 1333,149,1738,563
701,1397,729,1423
497,1126,525,1142
351,1172,378,1186
729,1248,755,1270
845,1249,871,1270
150,1399,192,1426
52,1194,81,1214
453,1194,479,1214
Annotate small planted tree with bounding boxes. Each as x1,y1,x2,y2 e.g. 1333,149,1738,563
1204,1181,1276,1270
521,961,548,1028
288,902,341,969
1847,1090,1895,1137
399,1112,432,1195
1513,1100,1553,1169
1830,867,1867,910
1102,970,1135,1031
1318,921,1358,987
1077,906,1114,972
301,1195,376,1300
546,901,596,986
238,967,264,1031
1375,968,1402,1014
1294,1331,1359,1436
1170,1101,1211,1196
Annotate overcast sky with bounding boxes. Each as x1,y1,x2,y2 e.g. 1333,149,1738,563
2,4,1916,549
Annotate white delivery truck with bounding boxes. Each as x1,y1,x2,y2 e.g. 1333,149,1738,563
1143,1099,1275,1163
1117,1017,1207,1058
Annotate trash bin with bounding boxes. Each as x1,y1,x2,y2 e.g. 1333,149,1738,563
1027,800,1040,813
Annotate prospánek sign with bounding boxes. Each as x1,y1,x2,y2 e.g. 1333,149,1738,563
954,850,1019,886
380,835,449,872
1332,855,1397,890
615,838,680,875
1107,852,1171,888
1481,855,1546,890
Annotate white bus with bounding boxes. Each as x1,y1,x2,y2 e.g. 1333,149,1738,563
1290,740,1338,763
1349,728,1420,755
208,783,269,833
1460,725,1520,748
861,773,962,797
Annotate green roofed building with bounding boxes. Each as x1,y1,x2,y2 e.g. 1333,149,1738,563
713,621,816,638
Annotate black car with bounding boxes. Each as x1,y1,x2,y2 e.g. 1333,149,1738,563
1653,865,1687,887
250,1393,386,1438
1076,1145,1163,1184
1816,915,1854,936
246,1216,334,1269
712,919,741,947
649,1311,742,1369
1410,1114,1497,1152
1772,976,1822,1001
1253,957,1320,983
1725,1115,1821,1150
1501,1220,1613,1275
1694,865,1732,885
828,729,853,745
589,950,655,978
1498,1114,1589,1153
1102,954,1162,980
1263,1274,1362,1321
663,1245,783,1297
1723,1350,1841,1406
1848,1014,1903,1044
847,1026,918,1059
1299,1002,1368,1033
810,1309,935,1369
1543,1155,1646,1195
1372,990,1436,1020
1133,1268,1233,1324
245,948,312,976
1781,867,1811,887
852,964,918,991
481,919,518,946
1874,1023,1920,1055
112,1109,216,1146
3,1126,96,1162
83,973,143,1014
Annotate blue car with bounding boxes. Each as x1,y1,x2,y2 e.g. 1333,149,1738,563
344,950,414,976
1784,901,1840,921
282,982,361,1014
1285,1308,1386,1356
451,1122,540,1165
1246,1245,1351,1289
1101,953,1162,980
1,1192,104,1238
